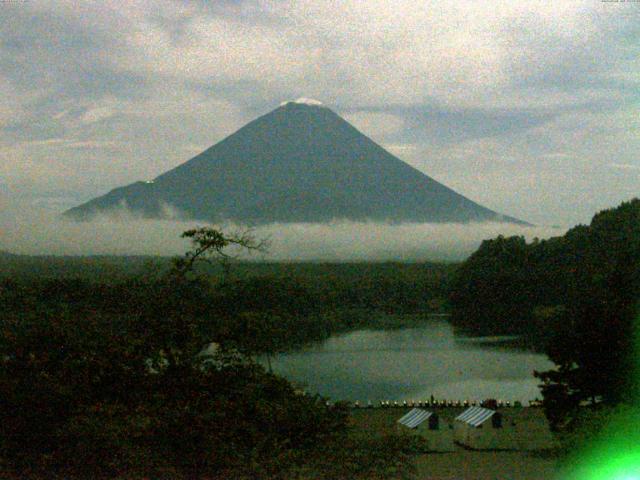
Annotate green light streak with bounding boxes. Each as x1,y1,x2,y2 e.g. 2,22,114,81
561,410,640,479
560,314,640,479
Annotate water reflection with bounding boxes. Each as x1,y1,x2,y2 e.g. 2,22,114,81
266,317,553,403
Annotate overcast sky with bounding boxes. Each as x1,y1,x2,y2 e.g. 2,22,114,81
1,0,639,226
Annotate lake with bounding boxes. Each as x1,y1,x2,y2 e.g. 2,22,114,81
264,315,554,404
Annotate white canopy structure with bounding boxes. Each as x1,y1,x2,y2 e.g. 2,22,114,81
397,408,433,428
455,406,497,427
454,406,556,450
396,408,454,452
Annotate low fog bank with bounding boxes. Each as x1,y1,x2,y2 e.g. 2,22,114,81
257,221,564,261
0,199,566,261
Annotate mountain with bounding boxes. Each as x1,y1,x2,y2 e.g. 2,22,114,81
64,99,525,224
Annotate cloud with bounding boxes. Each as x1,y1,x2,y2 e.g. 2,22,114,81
384,143,419,159
8,0,632,110
540,152,572,160
0,0,638,228
0,195,564,260
80,106,116,124
252,220,564,262
609,163,640,171
18,138,123,150
343,112,405,141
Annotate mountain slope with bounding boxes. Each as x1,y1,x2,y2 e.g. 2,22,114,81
64,101,525,224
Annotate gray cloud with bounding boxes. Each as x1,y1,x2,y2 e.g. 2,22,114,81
0,195,563,260
0,0,638,233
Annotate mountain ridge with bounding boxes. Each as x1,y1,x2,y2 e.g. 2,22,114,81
64,102,527,225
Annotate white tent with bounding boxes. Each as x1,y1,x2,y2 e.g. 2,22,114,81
396,408,454,452
454,406,508,449
454,406,556,450
398,408,433,428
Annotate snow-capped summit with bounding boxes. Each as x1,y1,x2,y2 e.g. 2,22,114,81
280,98,324,107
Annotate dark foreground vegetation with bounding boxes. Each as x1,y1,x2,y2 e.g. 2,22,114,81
0,256,453,358
450,199,640,457
0,231,453,479
2,198,638,477
0,253,453,313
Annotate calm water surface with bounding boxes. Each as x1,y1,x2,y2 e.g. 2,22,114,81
265,316,553,403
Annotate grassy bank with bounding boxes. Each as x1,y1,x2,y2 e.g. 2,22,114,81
349,408,560,480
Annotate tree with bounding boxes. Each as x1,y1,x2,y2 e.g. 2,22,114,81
0,226,414,479
449,198,640,433
172,227,269,280
534,201,640,427
449,235,539,336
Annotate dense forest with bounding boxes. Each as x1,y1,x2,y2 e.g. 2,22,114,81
0,269,450,363
0,230,448,478
0,254,454,358
0,253,454,314
450,199,640,433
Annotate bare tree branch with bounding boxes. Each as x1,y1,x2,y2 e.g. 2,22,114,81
172,226,270,277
